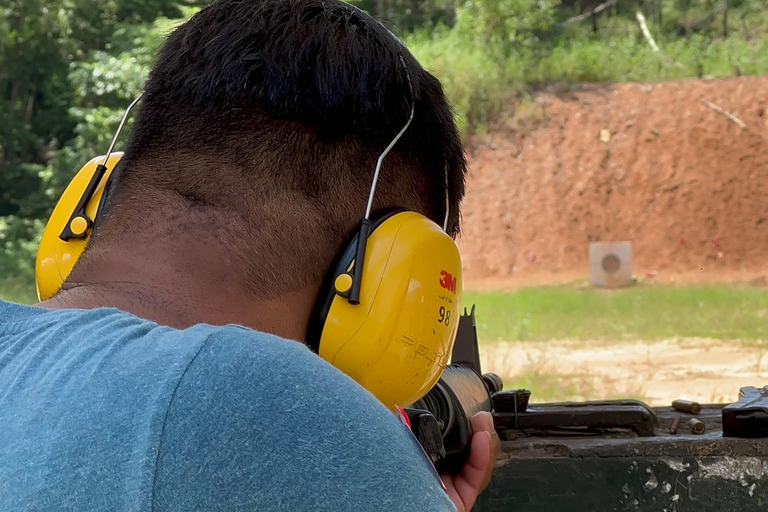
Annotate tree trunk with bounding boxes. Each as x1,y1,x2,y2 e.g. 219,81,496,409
24,91,35,128
656,0,662,27
722,0,728,37
445,0,454,25
9,81,19,124
741,13,750,41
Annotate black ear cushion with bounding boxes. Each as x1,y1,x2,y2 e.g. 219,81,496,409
306,208,404,353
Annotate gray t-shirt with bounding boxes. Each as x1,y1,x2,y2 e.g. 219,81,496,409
0,299,455,511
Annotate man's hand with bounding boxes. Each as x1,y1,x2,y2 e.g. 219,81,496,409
440,411,501,512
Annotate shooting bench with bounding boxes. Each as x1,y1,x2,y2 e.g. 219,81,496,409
476,402,768,512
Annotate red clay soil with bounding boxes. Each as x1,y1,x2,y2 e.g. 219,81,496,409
458,76,768,289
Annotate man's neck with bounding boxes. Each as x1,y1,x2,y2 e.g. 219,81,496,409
40,243,317,342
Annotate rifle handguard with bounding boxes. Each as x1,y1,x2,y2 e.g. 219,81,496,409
407,364,494,474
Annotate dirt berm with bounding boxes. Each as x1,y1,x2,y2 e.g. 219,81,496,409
458,76,768,288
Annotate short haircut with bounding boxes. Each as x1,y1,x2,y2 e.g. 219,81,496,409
96,0,467,296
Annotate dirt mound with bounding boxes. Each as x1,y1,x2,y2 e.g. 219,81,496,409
458,76,768,288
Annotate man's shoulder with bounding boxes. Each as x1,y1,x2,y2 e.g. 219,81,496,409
197,324,358,392
156,325,456,512
202,324,318,366
180,323,392,425
0,303,454,511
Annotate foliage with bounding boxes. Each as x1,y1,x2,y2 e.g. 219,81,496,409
3,0,768,297
407,1,768,133
405,25,512,133
347,0,456,30
455,0,559,56
0,1,200,287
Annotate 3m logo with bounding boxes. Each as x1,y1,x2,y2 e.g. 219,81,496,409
439,270,457,294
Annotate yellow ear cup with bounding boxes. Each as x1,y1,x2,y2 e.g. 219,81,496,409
318,212,462,410
35,153,123,301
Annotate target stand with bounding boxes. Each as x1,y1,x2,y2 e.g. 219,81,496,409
589,242,633,288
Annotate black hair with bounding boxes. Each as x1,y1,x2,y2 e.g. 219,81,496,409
98,0,466,296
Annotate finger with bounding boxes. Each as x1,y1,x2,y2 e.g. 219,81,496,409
439,474,465,512
487,421,501,458
470,412,500,465
451,430,492,511
470,411,494,435
483,428,501,490
470,411,500,490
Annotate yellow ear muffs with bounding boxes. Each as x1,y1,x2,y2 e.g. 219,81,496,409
35,153,122,301
307,210,462,410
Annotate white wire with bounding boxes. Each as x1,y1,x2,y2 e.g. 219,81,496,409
364,57,415,220
101,92,143,166
443,163,450,232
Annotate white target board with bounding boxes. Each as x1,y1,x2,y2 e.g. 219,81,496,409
589,242,633,288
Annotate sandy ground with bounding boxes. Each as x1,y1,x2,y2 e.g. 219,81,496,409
480,338,767,406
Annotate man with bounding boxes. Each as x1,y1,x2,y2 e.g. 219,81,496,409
0,1,500,510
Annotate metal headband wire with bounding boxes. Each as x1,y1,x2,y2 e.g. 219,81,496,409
443,163,450,232
101,92,144,167
363,55,415,221
361,54,451,234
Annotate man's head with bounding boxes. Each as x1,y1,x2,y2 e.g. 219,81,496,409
61,0,466,336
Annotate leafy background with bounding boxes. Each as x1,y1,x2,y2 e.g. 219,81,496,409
3,0,767,302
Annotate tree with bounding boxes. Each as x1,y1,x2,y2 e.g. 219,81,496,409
454,0,559,56
348,0,456,31
0,0,201,283
1,0,79,270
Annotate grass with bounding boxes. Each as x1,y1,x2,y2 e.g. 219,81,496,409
0,277,37,305
472,284,768,403
516,35,768,85
501,370,594,402
464,283,768,343
4,277,766,343
498,369,652,403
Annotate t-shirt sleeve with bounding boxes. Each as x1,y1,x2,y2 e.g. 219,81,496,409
151,326,457,512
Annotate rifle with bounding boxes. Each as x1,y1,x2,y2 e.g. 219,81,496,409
723,386,768,437
406,305,660,473
405,306,502,474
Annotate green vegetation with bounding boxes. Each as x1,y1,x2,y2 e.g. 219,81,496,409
499,368,653,402
1,1,205,291
464,284,768,343
3,0,768,296
0,278,38,305
406,8,768,134
501,369,596,402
